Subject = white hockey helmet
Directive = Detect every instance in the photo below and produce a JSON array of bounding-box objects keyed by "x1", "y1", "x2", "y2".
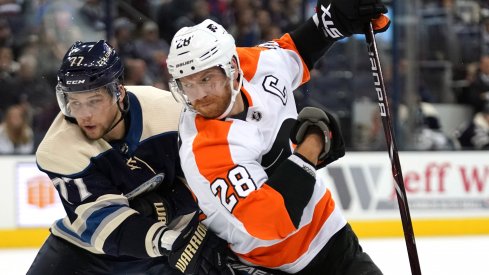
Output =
[{"x1": 166, "y1": 19, "x2": 242, "y2": 118}]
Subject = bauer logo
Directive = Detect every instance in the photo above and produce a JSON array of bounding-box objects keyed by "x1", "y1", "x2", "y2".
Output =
[{"x1": 176, "y1": 60, "x2": 193, "y2": 68}]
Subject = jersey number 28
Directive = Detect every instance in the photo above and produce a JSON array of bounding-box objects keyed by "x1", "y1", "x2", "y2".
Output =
[{"x1": 210, "y1": 165, "x2": 256, "y2": 212}]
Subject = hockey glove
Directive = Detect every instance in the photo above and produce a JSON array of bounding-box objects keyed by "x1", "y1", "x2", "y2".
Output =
[
  {"x1": 314, "y1": 0, "x2": 390, "y2": 40},
  {"x1": 319, "y1": 109, "x2": 345, "y2": 168},
  {"x1": 160, "y1": 212, "x2": 234, "y2": 275},
  {"x1": 291, "y1": 107, "x2": 345, "y2": 168},
  {"x1": 130, "y1": 192, "x2": 173, "y2": 225}
]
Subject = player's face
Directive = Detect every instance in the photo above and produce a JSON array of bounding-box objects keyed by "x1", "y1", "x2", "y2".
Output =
[
  {"x1": 67, "y1": 88, "x2": 119, "y2": 140},
  {"x1": 178, "y1": 67, "x2": 231, "y2": 118}
]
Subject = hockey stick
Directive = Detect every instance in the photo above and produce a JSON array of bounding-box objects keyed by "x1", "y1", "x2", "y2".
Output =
[{"x1": 364, "y1": 23, "x2": 422, "y2": 275}]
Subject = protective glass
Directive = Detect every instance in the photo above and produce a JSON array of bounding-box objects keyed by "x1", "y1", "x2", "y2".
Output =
[
  {"x1": 169, "y1": 65, "x2": 234, "y2": 112},
  {"x1": 178, "y1": 72, "x2": 229, "y2": 101},
  {"x1": 56, "y1": 84, "x2": 118, "y2": 118}
]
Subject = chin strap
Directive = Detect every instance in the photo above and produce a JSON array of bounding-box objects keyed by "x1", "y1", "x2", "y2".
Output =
[
  {"x1": 216, "y1": 69, "x2": 243, "y2": 120},
  {"x1": 104, "y1": 88, "x2": 130, "y2": 137},
  {"x1": 106, "y1": 109, "x2": 125, "y2": 135}
]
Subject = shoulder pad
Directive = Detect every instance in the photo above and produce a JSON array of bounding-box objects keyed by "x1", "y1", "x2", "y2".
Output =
[
  {"x1": 126, "y1": 86, "x2": 183, "y2": 141},
  {"x1": 36, "y1": 113, "x2": 112, "y2": 176}
]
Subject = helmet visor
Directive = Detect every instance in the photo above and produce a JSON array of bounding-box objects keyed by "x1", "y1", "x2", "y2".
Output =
[
  {"x1": 56, "y1": 84, "x2": 118, "y2": 118},
  {"x1": 177, "y1": 71, "x2": 229, "y2": 102}
]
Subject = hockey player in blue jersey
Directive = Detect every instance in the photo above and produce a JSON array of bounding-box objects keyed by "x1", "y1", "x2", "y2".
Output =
[{"x1": 26, "y1": 40, "x2": 234, "y2": 275}]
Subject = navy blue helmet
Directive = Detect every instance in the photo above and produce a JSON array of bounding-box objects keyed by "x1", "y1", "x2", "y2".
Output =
[
  {"x1": 57, "y1": 40, "x2": 123, "y2": 93},
  {"x1": 56, "y1": 40, "x2": 124, "y2": 117}
]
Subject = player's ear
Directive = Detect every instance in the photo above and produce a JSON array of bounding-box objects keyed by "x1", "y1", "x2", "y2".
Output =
[
  {"x1": 117, "y1": 85, "x2": 125, "y2": 102},
  {"x1": 231, "y1": 58, "x2": 239, "y2": 80}
]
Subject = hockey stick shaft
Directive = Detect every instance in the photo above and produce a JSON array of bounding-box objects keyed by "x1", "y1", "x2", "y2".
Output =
[{"x1": 364, "y1": 23, "x2": 422, "y2": 275}]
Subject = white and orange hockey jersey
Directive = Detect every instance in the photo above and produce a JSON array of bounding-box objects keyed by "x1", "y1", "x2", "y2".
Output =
[{"x1": 178, "y1": 34, "x2": 347, "y2": 273}]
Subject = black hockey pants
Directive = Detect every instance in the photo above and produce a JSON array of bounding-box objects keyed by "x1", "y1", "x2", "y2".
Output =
[{"x1": 26, "y1": 234, "x2": 181, "y2": 275}]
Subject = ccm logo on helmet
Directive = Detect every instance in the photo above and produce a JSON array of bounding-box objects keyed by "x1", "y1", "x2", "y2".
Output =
[{"x1": 66, "y1": 80, "x2": 86, "y2": 85}]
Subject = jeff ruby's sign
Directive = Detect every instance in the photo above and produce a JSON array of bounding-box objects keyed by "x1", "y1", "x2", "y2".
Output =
[{"x1": 321, "y1": 151, "x2": 489, "y2": 219}]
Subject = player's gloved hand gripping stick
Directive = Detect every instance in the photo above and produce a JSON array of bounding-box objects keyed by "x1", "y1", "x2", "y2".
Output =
[
  {"x1": 314, "y1": 0, "x2": 390, "y2": 40},
  {"x1": 291, "y1": 107, "x2": 345, "y2": 168}
]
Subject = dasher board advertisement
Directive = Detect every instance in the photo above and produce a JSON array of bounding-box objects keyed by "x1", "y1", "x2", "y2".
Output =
[
  {"x1": 16, "y1": 162, "x2": 64, "y2": 227},
  {"x1": 323, "y1": 151, "x2": 489, "y2": 220},
  {"x1": 11, "y1": 152, "x2": 489, "y2": 230}
]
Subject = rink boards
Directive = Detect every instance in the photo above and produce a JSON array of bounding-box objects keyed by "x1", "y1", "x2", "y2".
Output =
[{"x1": 1, "y1": 152, "x2": 488, "y2": 247}]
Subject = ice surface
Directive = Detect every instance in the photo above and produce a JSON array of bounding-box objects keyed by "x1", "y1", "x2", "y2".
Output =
[{"x1": 1, "y1": 235, "x2": 488, "y2": 275}]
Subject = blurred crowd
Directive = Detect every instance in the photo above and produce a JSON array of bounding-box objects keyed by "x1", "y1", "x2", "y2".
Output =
[{"x1": 0, "y1": 0, "x2": 488, "y2": 155}]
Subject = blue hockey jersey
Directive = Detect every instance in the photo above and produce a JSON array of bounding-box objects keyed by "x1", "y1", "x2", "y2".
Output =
[{"x1": 36, "y1": 86, "x2": 196, "y2": 258}]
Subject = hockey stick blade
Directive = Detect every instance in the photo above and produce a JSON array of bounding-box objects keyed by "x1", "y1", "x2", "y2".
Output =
[{"x1": 364, "y1": 23, "x2": 422, "y2": 275}]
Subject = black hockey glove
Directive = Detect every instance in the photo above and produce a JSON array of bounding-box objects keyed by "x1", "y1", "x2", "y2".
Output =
[
  {"x1": 291, "y1": 107, "x2": 345, "y2": 168},
  {"x1": 160, "y1": 212, "x2": 234, "y2": 275},
  {"x1": 314, "y1": 0, "x2": 390, "y2": 40},
  {"x1": 130, "y1": 192, "x2": 173, "y2": 225}
]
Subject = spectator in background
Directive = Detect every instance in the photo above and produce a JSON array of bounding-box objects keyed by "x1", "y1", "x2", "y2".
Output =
[
  {"x1": 365, "y1": 104, "x2": 409, "y2": 151},
  {"x1": 283, "y1": 0, "x2": 303, "y2": 31},
  {"x1": 207, "y1": 0, "x2": 231, "y2": 24},
  {"x1": 112, "y1": 17, "x2": 138, "y2": 60},
  {"x1": 482, "y1": 17, "x2": 489, "y2": 55},
  {"x1": 156, "y1": 0, "x2": 194, "y2": 42},
  {"x1": 0, "y1": 46, "x2": 19, "y2": 120},
  {"x1": 0, "y1": 18, "x2": 21, "y2": 58},
  {"x1": 261, "y1": 25, "x2": 282, "y2": 43},
  {"x1": 453, "y1": 61, "x2": 479, "y2": 104},
  {"x1": 20, "y1": 32, "x2": 65, "y2": 83},
  {"x1": 156, "y1": 0, "x2": 219, "y2": 44},
  {"x1": 256, "y1": 9, "x2": 272, "y2": 40},
  {"x1": 0, "y1": 104, "x2": 34, "y2": 154},
  {"x1": 464, "y1": 55, "x2": 489, "y2": 113},
  {"x1": 79, "y1": 0, "x2": 114, "y2": 31},
  {"x1": 265, "y1": 0, "x2": 288, "y2": 31},
  {"x1": 0, "y1": 46, "x2": 18, "y2": 80},
  {"x1": 412, "y1": 102, "x2": 455, "y2": 150},
  {"x1": 123, "y1": 58, "x2": 151, "y2": 86},
  {"x1": 0, "y1": 78, "x2": 16, "y2": 120},
  {"x1": 190, "y1": 0, "x2": 215, "y2": 27},
  {"x1": 0, "y1": 1, "x2": 24, "y2": 40},
  {"x1": 10, "y1": 54, "x2": 57, "y2": 148},
  {"x1": 10, "y1": 54, "x2": 55, "y2": 115},
  {"x1": 134, "y1": 21, "x2": 170, "y2": 88},
  {"x1": 456, "y1": 100, "x2": 489, "y2": 149},
  {"x1": 233, "y1": 7, "x2": 259, "y2": 46}
]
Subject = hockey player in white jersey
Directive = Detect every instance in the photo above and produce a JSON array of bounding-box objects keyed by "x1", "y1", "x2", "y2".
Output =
[{"x1": 166, "y1": 0, "x2": 390, "y2": 274}]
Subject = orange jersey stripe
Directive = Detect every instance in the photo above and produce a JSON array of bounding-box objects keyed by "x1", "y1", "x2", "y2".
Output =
[
  {"x1": 273, "y1": 33, "x2": 310, "y2": 85},
  {"x1": 237, "y1": 47, "x2": 267, "y2": 81},
  {"x1": 233, "y1": 184, "x2": 296, "y2": 240},
  {"x1": 193, "y1": 117, "x2": 235, "y2": 180},
  {"x1": 237, "y1": 33, "x2": 310, "y2": 86},
  {"x1": 193, "y1": 117, "x2": 297, "y2": 240},
  {"x1": 241, "y1": 85, "x2": 253, "y2": 107},
  {"x1": 236, "y1": 189, "x2": 336, "y2": 267}
]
